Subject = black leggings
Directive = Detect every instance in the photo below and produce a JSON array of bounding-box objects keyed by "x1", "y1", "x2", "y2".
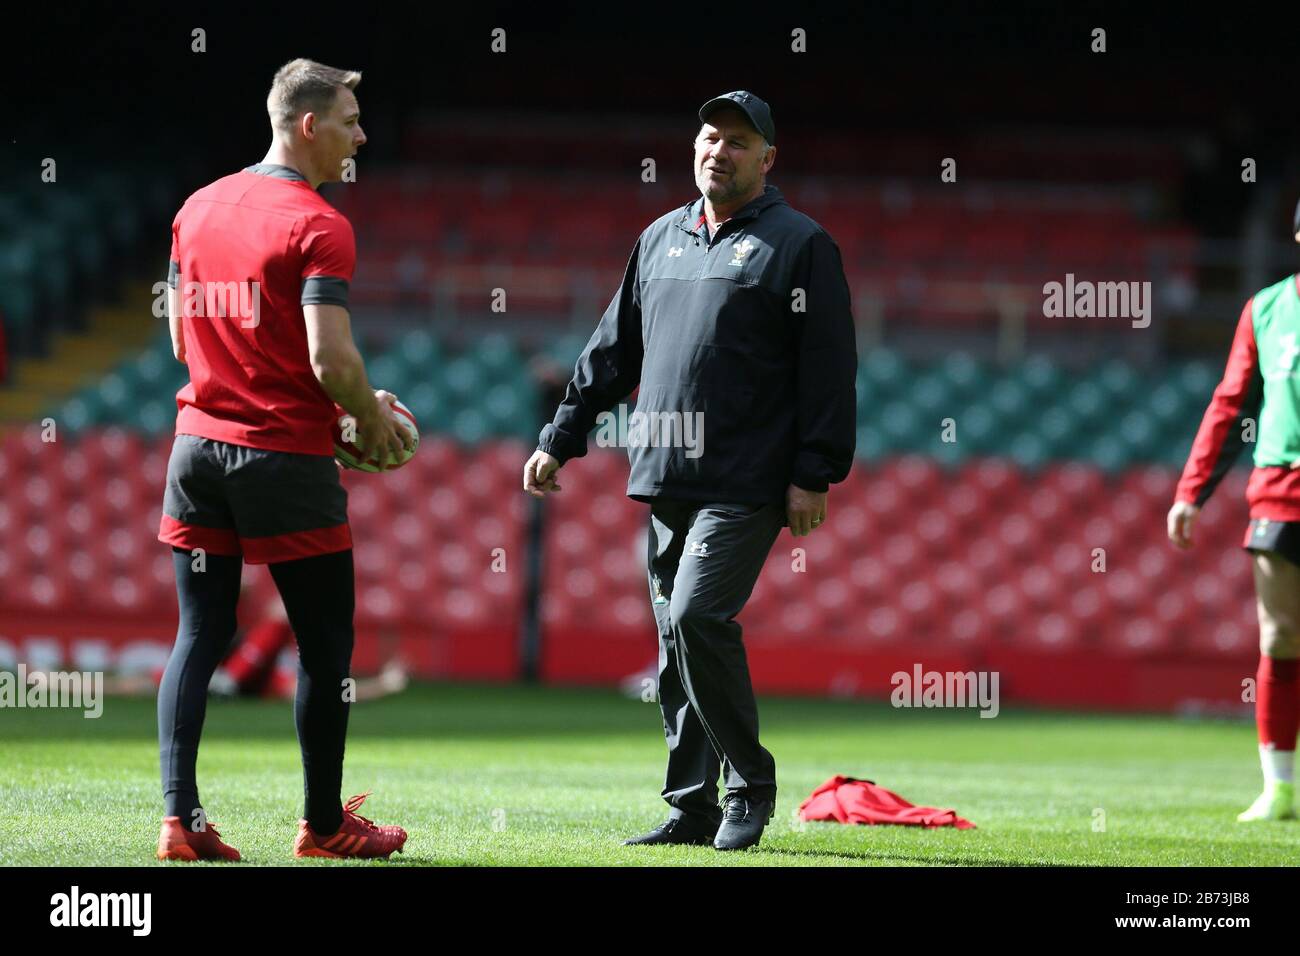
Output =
[{"x1": 157, "y1": 547, "x2": 355, "y2": 834}]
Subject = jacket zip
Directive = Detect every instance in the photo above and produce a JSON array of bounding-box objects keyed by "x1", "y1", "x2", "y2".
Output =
[{"x1": 674, "y1": 193, "x2": 776, "y2": 247}]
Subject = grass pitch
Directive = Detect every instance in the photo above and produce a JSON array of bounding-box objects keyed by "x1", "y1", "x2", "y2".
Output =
[{"x1": 1, "y1": 683, "x2": 1295, "y2": 866}]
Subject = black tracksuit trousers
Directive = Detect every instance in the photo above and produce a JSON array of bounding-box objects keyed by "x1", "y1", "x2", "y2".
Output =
[{"x1": 646, "y1": 498, "x2": 785, "y2": 822}]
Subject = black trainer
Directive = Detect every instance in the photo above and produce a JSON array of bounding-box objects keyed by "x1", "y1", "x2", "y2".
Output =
[
  {"x1": 712, "y1": 793, "x2": 774, "y2": 851},
  {"x1": 622, "y1": 813, "x2": 721, "y2": 846}
]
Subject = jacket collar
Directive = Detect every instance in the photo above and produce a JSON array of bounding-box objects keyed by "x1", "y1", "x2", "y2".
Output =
[
  {"x1": 243, "y1": 163, "x2": 311, "y2": 184},
  {"x1": 675, "y1": 184, "x2": 785, "y2": 239}
]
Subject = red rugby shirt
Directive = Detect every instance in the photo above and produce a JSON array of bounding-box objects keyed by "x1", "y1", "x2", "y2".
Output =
[{"x1": 167, "y1": 164, "x2": 354, "y2": 456}]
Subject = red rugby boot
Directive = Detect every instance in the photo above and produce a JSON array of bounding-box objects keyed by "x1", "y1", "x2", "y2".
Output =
[
  {"x1": 294, "y1": 791, "x2": 408, "y2": 859},
  {"x1": 156, "y1": 816, "x2": 242, "y2": 861}
]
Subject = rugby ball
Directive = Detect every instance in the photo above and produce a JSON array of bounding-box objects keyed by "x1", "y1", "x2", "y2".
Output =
[{"x1": 332, "y1": 399, "x2": 419, "y2": 472}]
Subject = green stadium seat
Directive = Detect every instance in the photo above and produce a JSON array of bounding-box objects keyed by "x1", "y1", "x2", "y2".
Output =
[
  {"x1": 484, "y1": 381, "x2": 523, "y2": 418},
  {"x1": 96, "y1": 373, "x2": 132, "y2": 417},
  {"x1": 1036, "y1": 407, "x2": 1077, "y2": 457},
  {"x1": 1088, "y1": 434, "x2": 1129, "y2": 472},
  {"x1": 908, "y1": 373, "x2": 956, "y2": 417},
  {"x1": 957, "y1": 403, "x2": 998, "y2": 454},
  {"x1": 856, "y1": 426, "x2": 886, "y2": 460},
  {"x1": 132, "y1": 349, "x2": 169, "y2": 389},
  {"x1": 402, "y1": 381, "x2": 443, "y2": 423},
  {"x1": 1162, "y1": 437, "x2": 1194, "y2": 469},
  {"x1": 55, "y1": 396, "x2": 95, "y2": 432},
  {"x1": 443, "y1": 356, "x2": 485, "y2": 398},
  {"x1": 546, "y1": 332, "x2": 589, "y2": 369},
  {"x1": 1147, "y1": 383, "x2": 1187, "y2": 425},
  {"x1": 1094, "y1": 359, "x2": 1140, "y2": 400},
  {"x1": 451, "y1": 408, "x2": 490, "y2": 444},
  {"x1": 367, "y1": 354, "x2": 409, "y2": 395},
  {"x1": 138, "y1": 399, "x2": 174, "y2": 435},
  {"x1": 1063, "y1": 381, "x2": 1107, "y2": 426},
  {"x1": 862, "y1": 347, "x2": 909, "y2": 390},
  {"x1": 879, "y1": 399, "x2": 921, "y2": 450},
  {"x1": 399, "y1": 329, "x2": 441, "y2": 369},
  {"x1": 470, "y1": 333, "x2": 526, "y2": 383},
  {"x1": 987, "y1": 379, "x2": 1029, "y2": 420},
  {"x1": 1019, "y1": 354, "x2": 1062, "y2": 395},
  {"x1": 1008, "y1": 431, "x2": 1049, "y2": 470},
  {"x1": 938, "y1": 352, "x2": 984, "y2": 395},
  {"x1": 1118, "y1": 409, "x2": 1158, "y2": 450},
  {"x1": 1176, "y1": 360, "x2": 1219, "y2": 402}
]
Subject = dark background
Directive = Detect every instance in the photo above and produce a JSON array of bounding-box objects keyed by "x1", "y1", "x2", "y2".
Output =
[{"x1": 10, "y1": 1, "x2": 1300, "y2": 163}]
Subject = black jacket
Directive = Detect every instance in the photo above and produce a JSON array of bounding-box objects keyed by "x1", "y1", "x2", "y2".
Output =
[{"x1": 538, "y1": 184, "x2": 857, "y2": 504}]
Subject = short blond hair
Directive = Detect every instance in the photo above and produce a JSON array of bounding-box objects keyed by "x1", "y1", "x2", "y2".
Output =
[{"x1": 267, "y1": 58, "x2": 362, "y2": 133}]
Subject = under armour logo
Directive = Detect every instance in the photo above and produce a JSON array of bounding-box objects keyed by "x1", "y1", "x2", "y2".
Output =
[
  {"x1": 687, "y1": 540, "x2": 710, "y2": 557},
  {"x1": 667, "y1": 247, "x2": 684, "y2": 257}
]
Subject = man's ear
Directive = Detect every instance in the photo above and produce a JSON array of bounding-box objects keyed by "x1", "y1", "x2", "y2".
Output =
[
  {"x1": 763, "y1": 144, "x2": 776, "y2": 174},
  {"x1": 300, "y1": 111, "x2": 317, "y2": 141}
]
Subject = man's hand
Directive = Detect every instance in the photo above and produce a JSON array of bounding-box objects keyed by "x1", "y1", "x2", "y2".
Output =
[
  {"x1": 1167, "y1": 499, "x2": 1200, "y2": 549},
  {"x1": 786, "y1": 484, "x2": 827, "y2": 537},
  {"x1": 354, "y1": 390, "x2": 407, "y2": 465},
  {"x1": 523, "y1": 449, "x2": 562, "y2": 498}
]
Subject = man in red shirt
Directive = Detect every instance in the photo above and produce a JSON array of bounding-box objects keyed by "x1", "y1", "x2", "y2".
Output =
[
  {"x1": 1169, "y1": 251, "x2": 1300, "y2": 822},
  {"x1": 155, "y1": 58, "x2": 412, "y2": 861}
]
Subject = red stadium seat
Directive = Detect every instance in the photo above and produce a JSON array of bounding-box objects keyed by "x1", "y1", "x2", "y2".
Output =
[
  {"x1": 881, "y1": 532, "x2": 924, "y2": 577},
  {"x1": 846, "y1": 555, "x2": 890, "y2": 601},
  {"x1": 983, "y1": 583, "x2": 1024, "y2": 632},
  {"x1": 1025, "y1": 612, "x2": 1084, "y2": 652},
  {"x1": 1189, "y1": 619, "x2": 1255, "y2": 658},
  {"x1": 963, "y1": 459, "x2": 1024, "y2": 501},
  {"x1": 780, "y1": 602, "x2": 826, "y2": 638},
  {"x1": 898, "y1": 580, "x2": 941, "y2": 621},
  {"x1": 865, "y1": 605, "x2": 912, "y2": 643},
  {"x1": 358, "y1": 584, "x2": 401, "y2": 625},
  {"x1": 914, "y1": 508, "x2": 955, "y2": 556},
  {"x1": 1101, "y1": 617, "x2": 1173, "y2": 656},
  {"x1": 934, "y1": 560, "x2": 978, "y2": 604},
  {"x1": 949, "y1": 607, "x2": 994, "y2": 646}
]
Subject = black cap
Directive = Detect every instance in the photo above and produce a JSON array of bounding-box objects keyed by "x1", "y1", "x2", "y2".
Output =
[{"x1": 698, "y1": 91, "x2": 775, "y2": 145}]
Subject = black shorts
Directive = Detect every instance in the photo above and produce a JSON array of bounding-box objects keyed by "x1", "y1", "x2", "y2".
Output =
[
  {"x1": 158, "y1": 434, "x2": 351, "y2": 564},
  {"x1": 1243, "y1": 518, "x2": 1300, "y2": 569}
]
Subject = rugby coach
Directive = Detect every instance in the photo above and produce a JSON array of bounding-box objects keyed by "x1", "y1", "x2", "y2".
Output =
[{"x1": 523, "y1": 91, "x2": 857, "y2": 850}]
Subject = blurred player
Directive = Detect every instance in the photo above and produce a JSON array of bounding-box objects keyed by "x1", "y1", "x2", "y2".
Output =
[
  {"x1": 1168, "y1": 206, "x2": 1300, "y2": 821},
  {"x1": 154, "y1": 58, "x2": 413, "y2": 861},
  {"x1": 209, "y1": 602, "x2": 408, "y2": 701},
  {"x1": 107, "y1": 594, "x2": 409, "y2": 701}
]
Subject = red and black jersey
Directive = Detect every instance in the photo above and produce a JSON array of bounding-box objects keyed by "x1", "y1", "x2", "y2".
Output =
[{"x1": 167, "y1": 164, "x2": 355, "y2": 456}]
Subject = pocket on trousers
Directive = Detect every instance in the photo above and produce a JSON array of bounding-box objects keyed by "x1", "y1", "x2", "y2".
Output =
[{"x1": 701, "y1": 502, "x2": 768, "y2": 519}]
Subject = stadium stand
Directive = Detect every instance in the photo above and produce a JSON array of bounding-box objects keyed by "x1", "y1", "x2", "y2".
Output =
[{"x1": 0, "y1": 126, "x2": 1264, "y2": 712}]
